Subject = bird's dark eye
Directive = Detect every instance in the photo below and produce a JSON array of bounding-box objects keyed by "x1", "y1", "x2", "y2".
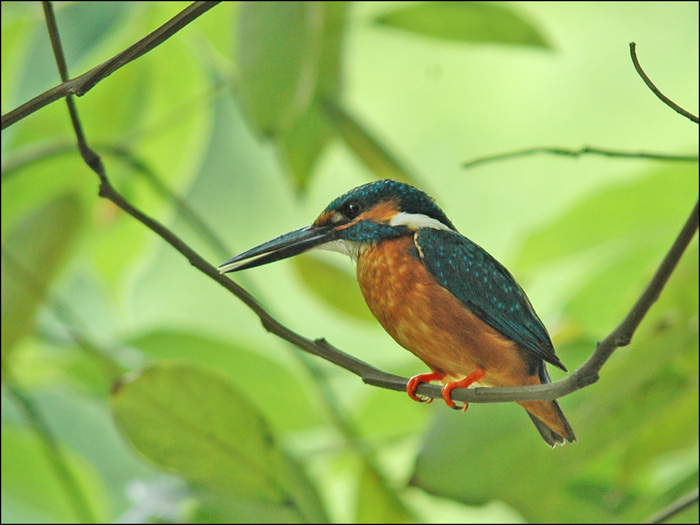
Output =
[{"x1": 342, "y1": 201, "x2": 362, "y2": 220}]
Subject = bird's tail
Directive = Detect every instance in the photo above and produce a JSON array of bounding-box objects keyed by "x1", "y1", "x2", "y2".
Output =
[{"x1": 518, "y1": 363, "x2": 577, "y2": 447}]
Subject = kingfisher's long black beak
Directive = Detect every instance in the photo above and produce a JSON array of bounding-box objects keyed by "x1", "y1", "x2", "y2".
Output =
[{"x1": 218, "y1": 225, "x2": 335, "y2": 273}]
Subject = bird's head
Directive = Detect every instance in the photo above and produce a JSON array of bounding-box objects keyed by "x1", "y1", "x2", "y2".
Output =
[{"x1": 218, "y1": 179, "x2": 456, "y2": 273}]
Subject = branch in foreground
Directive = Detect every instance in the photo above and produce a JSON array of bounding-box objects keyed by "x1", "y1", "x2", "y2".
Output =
[
  {"x1": 1, "y1": 1, "x2": 220, "y2": 130},
  {"x1": 462, "y1": 145, "x2": 697, "y2": 170}
]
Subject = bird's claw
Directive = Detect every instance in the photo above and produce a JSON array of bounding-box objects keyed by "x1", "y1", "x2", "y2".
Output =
[
  {"x1": 449, "y1": 402, "x2": 469, "y2": 412},
  {"x1": 406, "y1": 371, "x2": 445, "y2": 404},
  {"x1": 441, "y1": 368, "x2": 485, "y2": 413}
]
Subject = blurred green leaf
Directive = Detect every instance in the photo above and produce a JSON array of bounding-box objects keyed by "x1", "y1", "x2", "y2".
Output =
[
  {"x1": 0, "y1": 153, "x2": 89, "y2": 238},
  {"x1": 314, "y1": 2, "x2": 347, "y2": 97},
  {"x1": 8, "y1": 340, "x2": 114, "y2": 396},
  {"x1": 278, "y1": 105, "x2": 331, "y2": 191},
  {"x1": 237, "y1": 2, "x2": 323, "y2": 136},
  {"x1": 111, "y1": 362, "x2": 327, "y2": 521},
  {"x1": 13, "y1": 2, "x2": 134, "y2": 107},
  {"x1": 321, "y1": 97, "x2": 420, "y2": 184},
  {"x1": 1, "y1": 386, "x2": 159, "y2": 521},
  {"x1": 1, "y1": 4, "x2": 35, "y2": 112},
  {"x1": 293, "y1": 253, "x2": 375, "y2": 322},
  {"x1": 1, "y1": 425, "x2": 108, "y2": 523},
  {"x1": 193, "y1": 489, "x2": 312, "y2": 524},
  {"x1": 136, "y1": 4, "x2": 211, "y2": 186},
  {"x1": 50, "y1": 2, "x2": 134, "y2": 70},
  {"x1": 354, "y1": 361, "x2": 431, "y2": 438},
  {"x1": 191, "y1": 2, "x2": 237, "y2": 67},
  {"x1": 127, "y1": 329, "x2": 324, "y2": 431},
  {"x1": 374, "y1": 1, "x2": 551, "y2": 49},
  {"x1": 515, "y1": 166, "x2": 698, "y2": 270},
  {"x1": 355, "y1": 463, "x2": 416, "y2": 523},
  {"x1": 279, "y1": 3, "x2": 348, "y2": 191},
  {"x1": 1, "y1": 193, "x2": 82, "y2": 362},
  {"x1": 565, "y1": 247, "x2": 663, "y2": 334}
]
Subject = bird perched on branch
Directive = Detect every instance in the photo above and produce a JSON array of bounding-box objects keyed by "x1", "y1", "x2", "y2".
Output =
[{"x1": 219, "y1": 179, "x2": 576, "y2": 447}]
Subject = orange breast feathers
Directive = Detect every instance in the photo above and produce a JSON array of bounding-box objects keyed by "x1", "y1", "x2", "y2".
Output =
[{"x1": 356, "y1": 235, "x2": 534, "y2": 387}]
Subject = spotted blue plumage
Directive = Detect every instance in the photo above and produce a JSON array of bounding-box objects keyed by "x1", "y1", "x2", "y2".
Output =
[
  {"x1": 415, "y1": 228, "x2": 567, "y2": 371},
  {"x1": 339, "y1": 221, "x2": 405, "y2": 244}
]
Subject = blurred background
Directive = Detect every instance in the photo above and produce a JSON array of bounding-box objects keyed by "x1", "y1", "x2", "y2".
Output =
[{"x1": 1, "y1": 2, "x2": 698, "y2": 523}]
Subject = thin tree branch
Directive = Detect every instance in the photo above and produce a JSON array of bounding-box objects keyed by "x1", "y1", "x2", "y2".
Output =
[
  {"x1": 643, "y1": 488, "x2": 699, "y2": 524},
  {"x1": 630, "y1": 42, "x2": 699, "y2": 124},
  {"x1": 462, "y1": 145, "x2": 697, "y2": 170},
  {"x1": 1, "y1": 1, "x2": 219, "y2": 130}
]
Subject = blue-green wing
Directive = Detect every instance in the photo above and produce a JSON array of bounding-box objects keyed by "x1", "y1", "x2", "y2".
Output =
[{"x1": 415, "y1": 229, "x2": 566, "y2": 371}]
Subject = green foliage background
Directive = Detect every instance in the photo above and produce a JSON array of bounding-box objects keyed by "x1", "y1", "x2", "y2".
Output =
[{"x1": 1, "y1": 2, "x2": 698, "y2": 523}]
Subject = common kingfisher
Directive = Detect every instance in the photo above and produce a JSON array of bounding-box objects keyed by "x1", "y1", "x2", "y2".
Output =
[{"x1": 219, "y1": 179, "x2": 576, "y2": 447}]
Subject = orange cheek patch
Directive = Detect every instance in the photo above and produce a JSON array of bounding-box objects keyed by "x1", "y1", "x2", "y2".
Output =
[
  {"x1": 335, "y1": 199, "x2": 400, "y2": 231},
  {"x1": 361, "y1": 199, "x2": 399, "y2": 223}
]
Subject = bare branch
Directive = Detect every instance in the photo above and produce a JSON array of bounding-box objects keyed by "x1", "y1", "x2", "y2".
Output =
[
  {"x1": 630, "y1": 42, "x2": 699, "y2": 124},
  {"x1": 463, "y1": 145, "x2": 697, "y2": 170},
  {"x1": 1, "y1": 1, "x2": 219, "y2": 130}
]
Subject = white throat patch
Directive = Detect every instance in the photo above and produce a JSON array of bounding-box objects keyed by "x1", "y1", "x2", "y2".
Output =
[
  {"x1": 389, "y1": 212, "x2": 452, "y2": 231},
  {"x1": 316, "y1": 239, "x2": 363, "y2": 262}
]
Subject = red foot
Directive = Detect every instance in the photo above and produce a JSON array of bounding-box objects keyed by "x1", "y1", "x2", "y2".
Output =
[
  {"x1": 407, "y1": 371, "x2": 445, "y2": 403},
  {"x1": 441, "y1": 369, "x2": 486, "y2": 412}
]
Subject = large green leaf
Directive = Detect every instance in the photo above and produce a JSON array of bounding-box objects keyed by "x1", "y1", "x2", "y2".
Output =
[
  {"x1": 374, "y1": 2, "x2": 551, "y2": 49},
  {"x1": 111, "y1": 362, "x2": 327, "y2": 522},
  {"x1": 1, "y1": 193, "x2": 82, "y2": 362},
  {"x1": 237, "y1": 2, "x2": 323, "y2": 136},
  {"x1": 127, "y1": 329, "x2": 324, "y2": 431}
]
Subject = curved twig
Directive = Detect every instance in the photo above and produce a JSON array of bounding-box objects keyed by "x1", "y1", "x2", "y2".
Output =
[{"x1": 630, "y1": 42, "x2": 699, "y2": 124}]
